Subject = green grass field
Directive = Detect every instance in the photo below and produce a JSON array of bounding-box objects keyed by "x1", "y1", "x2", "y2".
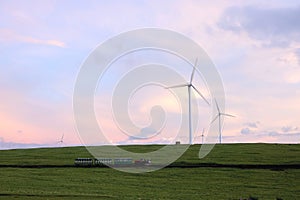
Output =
[{"x1": 0, "y1": 144, "x2": 299, "y2": 199}]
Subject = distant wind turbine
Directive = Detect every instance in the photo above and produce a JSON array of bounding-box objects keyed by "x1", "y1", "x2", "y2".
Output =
[
  {"x1": 211, "y1": 99, "x2": 235, "y2": 144},
  {"x1": 165, "y1": 59, "x2": 210, "y2": 145},
  {"x1": 57, "y1": 133, "x2": 65, "y2": 146},
  {"x1": 201, "y1": 128, "x2": 205, "y2": 144}
]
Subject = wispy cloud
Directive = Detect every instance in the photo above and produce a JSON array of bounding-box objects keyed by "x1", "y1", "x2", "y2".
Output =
[
  {"x1": 0, "y1": 29, "x2": 66, "y2": 48},
  {"x1": 241, "y1": 127, "x2": 254, "y2": 135},
  {"x1": 244, "y1": 122, "x2": 260, "y2": 128},
  {"x1": 0, "y1": 137, "x2": 48, "y2": 150},
  {"x1": 281, "y1": 126, "x2": 298, "y2": 133}
]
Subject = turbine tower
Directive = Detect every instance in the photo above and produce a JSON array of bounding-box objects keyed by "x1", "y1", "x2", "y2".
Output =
[
  {"x1": 165, "y1": 59, "x2": 210, "y2": 145},
  {"x1": 211, "y1": 99, "x2": 235, "y2": 144}
]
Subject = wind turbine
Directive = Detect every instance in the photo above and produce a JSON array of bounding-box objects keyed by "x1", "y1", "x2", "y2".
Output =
[
  {"x1": 211, "y1": 99, "x2": 235, "y2": 144},
  {"x1": 165, "y1": 59, "x2": 210, "y2": 145},
  {"x1": 57, "y1": 133, "x2": 65, "y2": 146},
  {"x1": 201, "y1": 128, "x2": 205, "y2": 144}
]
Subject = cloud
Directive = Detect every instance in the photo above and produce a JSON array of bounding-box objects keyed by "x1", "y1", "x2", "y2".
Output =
[
  {"x1": 278, "y1": 49, "x2": 300, "y2": 65},
  {"x1": 281, "y1": 126, "x2": 298, "y2": 133},
  {"x1": 237, "y1": 124, "x2": 300, "y2": 143},
  {"x1": 266, "y1": 130, "x2": 300, "y2": 139},
  {"x1": 240, "y1": 122, "x2": 260, "y2": 134},
  {"x1": 268, "y1": 131, "x2": 279, "y2": 137},
  {"x1": 225, "y1": 130, "x2": 300, "y2": 143},
  {"x1": 218, "y1": 5, "x2": 300, "y2": 48},
  {"x1": 241, "y1": 127, "x2": 253, "y2": 135},
  {"x1": 0, "y1": 137, "x2": 49, "y2": 150},
  {"x1": 240, "y1": 125, "x2": 300, "y2": 138},
  {"x1": 0, "y1": 28, "x2": 66, "y2": 47},
  {"x1": 128, "y1": 127, "x2": 159, "y2": 140},
  {"x1": 276, "y1": 49, "x2": 300, "y2": 83},
  {"x1": 296, "y1": 48, "x2": 300, "y2": 63},
  {"x1": 244, "y1": 122, "x2": 260, "y2": 128}
]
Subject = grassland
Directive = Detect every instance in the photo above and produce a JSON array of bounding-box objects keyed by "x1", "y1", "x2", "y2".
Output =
[{"x1": 0, "y1": 144, "x2": 299, "y2": 199}]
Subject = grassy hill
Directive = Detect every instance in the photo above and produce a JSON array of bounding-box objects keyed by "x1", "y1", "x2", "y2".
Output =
[
  {"x1": 0, "y1": 143, "x2": 299, "y2": 166},
  {"x1": 0, "y1": 144, "x2": 299, "y2": 199}
]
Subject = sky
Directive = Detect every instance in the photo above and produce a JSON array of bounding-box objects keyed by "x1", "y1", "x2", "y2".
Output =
[{"x1": 0, "y1": 0, "x2": 300, "y2": 149}]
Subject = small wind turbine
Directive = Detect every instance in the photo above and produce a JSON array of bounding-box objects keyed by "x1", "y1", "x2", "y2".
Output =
[
  {"x1": 201, "y1": 128, "x2": 205, "y2": 144},
  {"x1": 211, "y1": 99, "x2": 235, "y2": 144},
  {"x1": 165, "y1": 59, "x2": 210, "y2": 145},
  {"x1": 57, "y1": 133, "x2": 64, "y2": 146}
]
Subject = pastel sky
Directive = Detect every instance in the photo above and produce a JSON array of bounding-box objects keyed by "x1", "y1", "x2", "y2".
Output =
[{"x1": 1, "y1": 0, "x2": 300, "y2": 149}]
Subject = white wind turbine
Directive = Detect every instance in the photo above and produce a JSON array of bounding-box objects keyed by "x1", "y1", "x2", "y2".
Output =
[
  {"x1": 211, "y1": 99, "x2": 235, "y2": 144},
  {"x1": 57, "y1": 133, "x2": 65, "y2": 146},
  {"x1": 165, "y1": 59, "x2": 210, "y2": 144}
]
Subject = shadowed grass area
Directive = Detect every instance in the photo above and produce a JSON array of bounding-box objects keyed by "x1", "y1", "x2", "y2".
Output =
[{"x1": 0, "y1": 167, "x2": 299, "y2": 199}]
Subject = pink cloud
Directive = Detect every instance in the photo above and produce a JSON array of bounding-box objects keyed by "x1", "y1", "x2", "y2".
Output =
[{"x1": 0, "y1": 28, "x2": 66, "y2": 48}]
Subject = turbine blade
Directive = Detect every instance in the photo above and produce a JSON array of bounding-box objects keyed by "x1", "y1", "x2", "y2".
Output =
[
  {"x1": 221, "y1": 113, "x2": 235, "y2": 117},
  {"x1": 190, "y1": 67, "x2": 196, "y2": 84},
  {"x1": 61, "y1": 133, "x2": 64, "y2": 141},
  {"x1": 210, "y1": 115, "x2": 218, "y2": 124},
  {"x1": 165, "y1": 84, "x2": 188, "y2": 89},
  {"x1": 191, "y1": 85, "x2": 210, "y2": 105},
  {"x1": 214, "y1": 99, "x2": 220, "y2": 113},
  {"x1": 189, "y1": 58, "x2": 198, "y2": 83}
]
